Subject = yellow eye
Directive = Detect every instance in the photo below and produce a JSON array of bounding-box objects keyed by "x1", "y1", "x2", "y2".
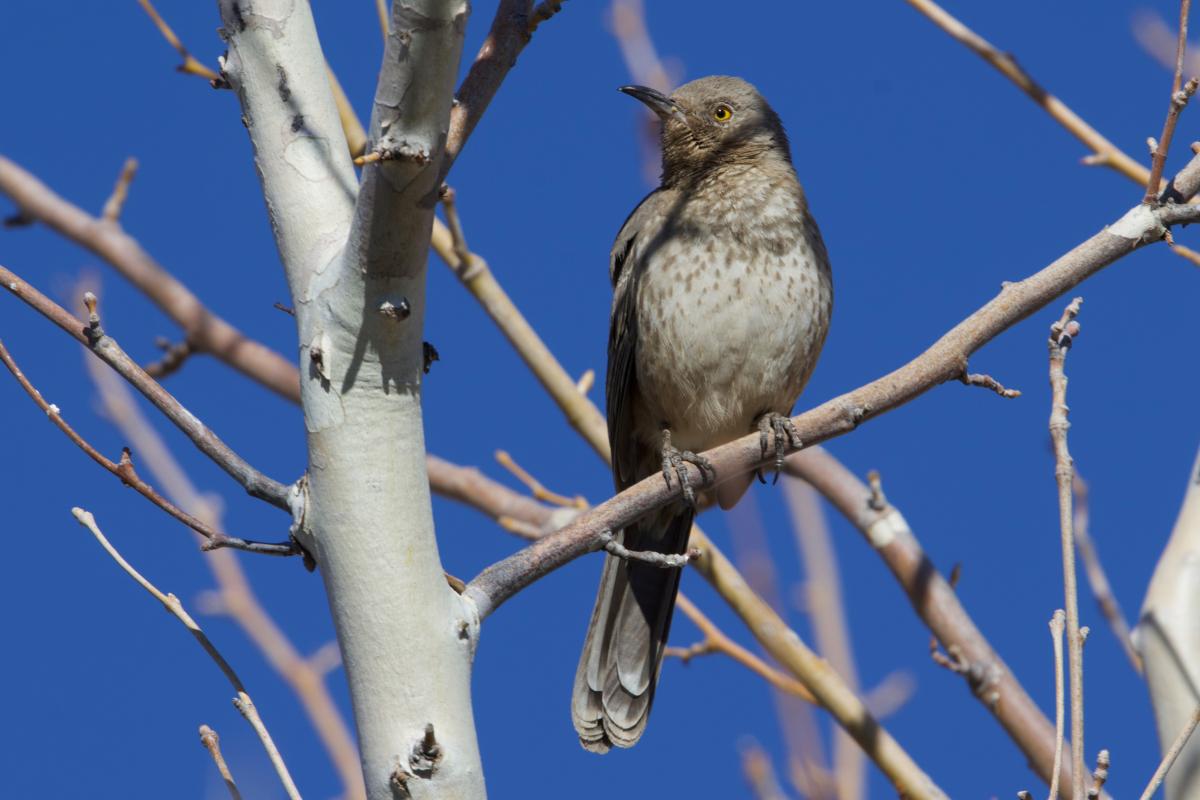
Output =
[{"x1": 712, "y1": 104, "x2": 733, "y2": 122}]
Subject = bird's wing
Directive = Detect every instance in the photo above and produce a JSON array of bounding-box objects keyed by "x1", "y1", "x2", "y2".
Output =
[{"x1": 606, "y1": 190, "x2": 665, "y2": 490}]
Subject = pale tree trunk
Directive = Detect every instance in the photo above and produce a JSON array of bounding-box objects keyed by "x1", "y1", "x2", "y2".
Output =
[
  {"x1": 1138, "y1": 443, "x2": 1200, "y2": 800},
  {"x1": 214, "y1": 1, "x2": 481, "y2": 797}
]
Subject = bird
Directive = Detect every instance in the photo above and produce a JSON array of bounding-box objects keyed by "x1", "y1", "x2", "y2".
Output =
[{"x1": 572, "y1": 75, "x2": 833, "y2": 753}]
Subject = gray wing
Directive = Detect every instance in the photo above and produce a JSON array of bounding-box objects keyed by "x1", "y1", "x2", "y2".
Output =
[{"x1": 606, "y1": 189, "x2": 667, "y2": 491}]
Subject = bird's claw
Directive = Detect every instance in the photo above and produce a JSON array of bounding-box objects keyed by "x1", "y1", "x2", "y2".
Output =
[
  {"x1": 661, "y1": 429, "x2": 714, "y2": 506},
  {"x1": 757, "y1": 413, "x2": 802, "y2": 485}
]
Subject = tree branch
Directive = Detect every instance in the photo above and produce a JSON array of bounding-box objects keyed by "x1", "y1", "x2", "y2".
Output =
[
  {"x1": 1048, "y1": 298, "x2": 1088, "y2": 800},
  {"x1": 1145, "y1": 0, "x2": 1196, "y2": 202},
  {"x1": 785, "y1": 447, "x2": 1088, "y2": 796},
  {"x1": 72, "y1": 508, "x2": 301, "y2": 800},
  {"x1": 0, "y1": 265, "x2": 294, "y2": 511},
  {"x1": 0, "y1": 338, "x2": 295, "y2": 556},
  {"x1": 0, "y1": 155, "x2": 303, "y2": 401},
  {"x1": 904, "y1": 0, "x2": 1153, "y2": 186},
  {"x1": 465, "y1": 185, "x2": 1200, "y2": 617}
]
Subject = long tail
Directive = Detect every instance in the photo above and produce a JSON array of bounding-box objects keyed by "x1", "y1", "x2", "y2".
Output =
[{"x1": 571, "y1": 505, "x2": 694, "y2": 752}]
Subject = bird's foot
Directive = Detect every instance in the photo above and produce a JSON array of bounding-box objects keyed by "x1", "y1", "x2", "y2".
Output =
[
  {"x1": 660, "y1": 428, "x2": 714, "y2": 506},
  {"x1": 756, "y1": 412, "x2": 802, "y2": 485}
]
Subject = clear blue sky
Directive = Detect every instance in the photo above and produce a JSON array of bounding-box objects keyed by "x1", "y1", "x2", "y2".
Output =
[{"x1": 2, "y1": 1, "x2": 1197, "y2": 797}]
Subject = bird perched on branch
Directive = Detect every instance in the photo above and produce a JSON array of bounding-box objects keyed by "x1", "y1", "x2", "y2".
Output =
[{"x1": 572, "y1": 75, "x2": 833, "y2": 752}]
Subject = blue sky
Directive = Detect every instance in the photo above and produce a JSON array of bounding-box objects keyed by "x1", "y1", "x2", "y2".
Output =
[{"x1": 2, "y1": 1, "x2": 1198, "y2": 797}]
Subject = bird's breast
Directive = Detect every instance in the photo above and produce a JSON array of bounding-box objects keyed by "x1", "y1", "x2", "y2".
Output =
[{"x1": 633, "y1": 216, "x2": 832, "y2": 453}]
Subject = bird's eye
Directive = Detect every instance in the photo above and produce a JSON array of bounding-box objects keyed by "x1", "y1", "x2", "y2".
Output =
[{"x1": 712, "y1": 104, "x2": 733, "y2": 122}]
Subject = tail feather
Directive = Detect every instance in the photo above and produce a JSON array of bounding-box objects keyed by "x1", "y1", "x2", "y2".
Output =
[{"x1": 572, "y1": 506, "x2": 694, "y2": 752}]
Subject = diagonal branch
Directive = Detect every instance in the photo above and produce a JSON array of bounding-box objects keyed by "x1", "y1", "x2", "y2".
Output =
[
  {"x1": 442, "y1": 0, "x2": 570, "y2": 181},
  {"x1": 1, "y1": 264, "x2": 293, "y2": 511},
  {"x1": 0, "y1": 155, "x2": 302, "y2": 401},
  {"x1": 72, "y1": 508, "x2": 301, "y2": 800},
  {"x1": 904, "y1": 0, "x2": 1151, "y2": 186},
  {"x1": 465, "y1": 189, "x2": 1200, "y2": 617},
  {"x1": 785, "y1": 447, "x2": 1082, "y2": 796},
  {"x1": 1146, "y1": 0, "x2": 1196, "y2": 202},
  {"x1": 0, "y1": 338, "x2": 295, "y2": 556}
]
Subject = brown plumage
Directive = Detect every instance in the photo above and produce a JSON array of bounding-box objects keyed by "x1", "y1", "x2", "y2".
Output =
[{"x1": 573, "y1": 76, "x2": 833, "y2": 752}]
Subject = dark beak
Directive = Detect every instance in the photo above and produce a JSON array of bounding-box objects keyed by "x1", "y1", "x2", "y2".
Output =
[{"x1": 618, "y1": 85, "x2": 684, "y2": 122}]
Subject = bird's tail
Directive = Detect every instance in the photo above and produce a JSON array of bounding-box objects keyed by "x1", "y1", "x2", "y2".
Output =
[{"x1": 571, "y1": 505, "x2": 694, "y2": 752}]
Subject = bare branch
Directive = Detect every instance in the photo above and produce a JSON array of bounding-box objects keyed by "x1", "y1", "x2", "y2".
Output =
[
  {"x1": 136, "y1": 0, "x2": 220, "y2": 80},
  {"x1": 0, "y1": 156, "x2": 302, "y2": 402},
  {"x1": 0, "y1": 338, "x2": 295, "y2": 556},
  {"x1": 0, "y1": 266, "x2": 294, "y2": 511},
  {"x1": 785, "y1": 448, "x2": 1081, "y2": 796},
  {"x1": 960, "y1": 370, "x2": 1021, "y2": 398},
  {"x1": 101, "y1": 157, "x2": 138, "y2": 222},
  {"x1": 1048, "y1": 297, "x2": 1088, "y2": 800},
  {"x1": 905, "y1": 0, "x2": 1151, "y2": 186},
  {"x1": 72, "y1": 509, "x2": 301, "y2": 800},
  {"x1": 669, "y1": 594, "x2": 816, "y2": 704},
  {"x1": 464, "y1": 183, "x2": 1200, "y2": 615},
  {"x1": 443, "y1": 0, "x2": 570, "y2": 180},
  {"x1": 199, "y1": 725, "x2": 243, "y2": 800},
  {"x1": 1146, "y1": 1, "x2": 1196, "y2": 202},
  {"x1": 599, "y1": 530, "x2": 698, "y2": 567}
]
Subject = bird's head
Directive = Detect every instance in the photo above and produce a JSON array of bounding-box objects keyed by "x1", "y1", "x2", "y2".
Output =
[{"x1": 619, "y1": 75, "x2": 791, "y2": 184}]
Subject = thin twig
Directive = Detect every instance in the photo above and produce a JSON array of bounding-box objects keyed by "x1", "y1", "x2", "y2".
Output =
[
  {"x1": 0, "y1": 339, "x2": 295, "y2": 556},
  {"x1": 494, "y1": 450, "x2": 587, "y2": 508},
  {"x1": 1138, "y1": 707, "x2": 1200, "y2": 800},
  {"x1": 1049, "y1": 609, "x2": 1066, "y2": 800},
  {"x1": 1048, "y1": 297, "x2": 1087, "y2": 800},
  {"x1": 199, "y1": 725, "x2": 243, "y2": 800},
  {"x1": 600, "y1": 531, "x2": 698, "y2": 567},
  {"x1": 669, "y1": 594, "x2": 817, "y2": 703},
  {"x1": 1146, "y1": 0, "x2": 1195, "y2": 202},
  {"x1": 0, "y1": 267, "x2": 294, "y2": 512},
  {"x1": 960, "y1": 370, "x2": 1021, "y2": 397},
  {"x1": 136, "y1": 0, "x2": 220, "y2": 80},
  {"x1": 1072, "y1": 474, "x2": 1143, "y2": 674},
  {"x1": 444, "y1": 0, "x2": 568, "y2": 180},
  {"x1": 72, "y1": 509, "x2": 302, "y2": 800},
  {"x1": 101, "y1": 158, "x2": 138, "y2": 222}
]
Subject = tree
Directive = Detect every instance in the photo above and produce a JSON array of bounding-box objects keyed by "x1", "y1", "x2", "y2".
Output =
[{"x1": 4, "y1": 1, "x2": 1200, "y2": 798}]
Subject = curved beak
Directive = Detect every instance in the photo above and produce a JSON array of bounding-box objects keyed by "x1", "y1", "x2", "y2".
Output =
[{"x1": 618, "y1": 85, "x2": 684, "y2": 122}]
